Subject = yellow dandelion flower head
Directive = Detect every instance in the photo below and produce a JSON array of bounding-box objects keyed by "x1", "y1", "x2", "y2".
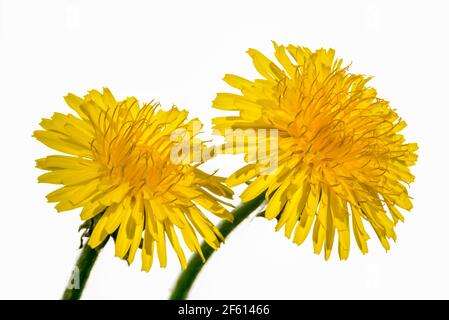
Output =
[
  {"x1": 34, "y1": 88, "x2": 233, "y2": 271},
  {"x1": 213, "y1": 43, "x2": 418, "y2": 260}
]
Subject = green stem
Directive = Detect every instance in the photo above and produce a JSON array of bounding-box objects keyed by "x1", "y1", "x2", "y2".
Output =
[
  {"x1": 169, "y1": 193, "x2": 265, "y2": 300},
  {"x1": 62, "y1": 242, "x2": 104, "y2": 300}
]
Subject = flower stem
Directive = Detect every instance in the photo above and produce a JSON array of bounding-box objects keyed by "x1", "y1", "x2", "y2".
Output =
[
  {"x1": 62, "y1": 241, "x2": 104, "y2": 300},
  {"x1": 169, "y1": 193, "x2": 265, "y2": 300}
]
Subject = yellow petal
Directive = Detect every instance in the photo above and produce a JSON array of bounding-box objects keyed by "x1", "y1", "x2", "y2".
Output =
[
  {"x1": 155, "y1": 220, "x2": 167, "y2": 268},
  {"x1": 247, "y1": 48, "x2": 285, "y2": 80},
  {"x1": 165, "y1": 221, "x2": 187, "y2": 269}
]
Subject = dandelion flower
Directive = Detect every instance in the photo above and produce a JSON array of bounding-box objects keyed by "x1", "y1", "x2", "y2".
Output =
[
  {"x1": 35, "y1": 88, "x2": 233, "y2": 271},
  {"x1": 213, "y1": 43, "x2": 418, "y2": 259}
]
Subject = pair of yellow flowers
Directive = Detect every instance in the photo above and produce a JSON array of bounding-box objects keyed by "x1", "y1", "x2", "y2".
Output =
[{"x1": 34, "y1": 43, "x2": 418, "y2": 272}]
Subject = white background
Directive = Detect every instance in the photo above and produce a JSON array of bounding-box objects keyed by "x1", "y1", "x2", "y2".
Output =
[{"x1": 0, "y1": 0, "x2": 448, "y2": 299}]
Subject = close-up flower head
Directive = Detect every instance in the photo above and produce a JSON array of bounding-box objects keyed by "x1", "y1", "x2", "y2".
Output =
[
  {"x1": 34, "y1": 88, "x2": 233, "y2": 271},
  {"x1": 213, "y1": 42, "x2": 418, "y2": 260}
]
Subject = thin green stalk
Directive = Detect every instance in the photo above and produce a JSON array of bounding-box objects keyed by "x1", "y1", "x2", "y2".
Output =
[
  {"x1": 62, "y1": 242, "x2": 104, "y2": 300},
  {"x1": 169, "y1": 193, "x2": 265, "y2": 300}
]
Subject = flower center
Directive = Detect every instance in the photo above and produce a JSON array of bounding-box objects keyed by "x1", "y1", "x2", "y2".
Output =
[{"x1": 90, "y1": 104, "x2": 180, "y2": 195}]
